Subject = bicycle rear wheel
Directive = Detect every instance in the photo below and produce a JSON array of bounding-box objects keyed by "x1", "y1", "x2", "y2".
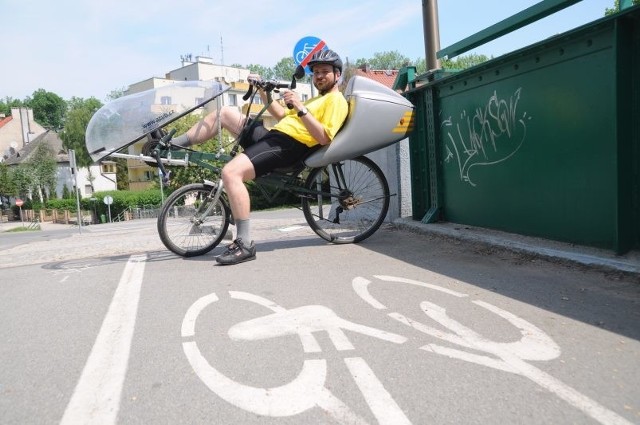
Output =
[
  {"x1": 157, "y1": 183, "x2": 230, "y2": 257},
  {"x1": 301, "y1": 156, "x2": 390, "y2": 244}
]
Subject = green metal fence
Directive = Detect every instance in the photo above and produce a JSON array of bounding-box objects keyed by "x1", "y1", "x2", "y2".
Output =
[{"x1": 406, "y1": 5, "x2": 639, "y2": 254}]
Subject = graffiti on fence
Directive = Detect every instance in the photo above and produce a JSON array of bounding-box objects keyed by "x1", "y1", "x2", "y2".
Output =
[{"x1": 442, "y1": 88, "x2": 531, "y2": 187}]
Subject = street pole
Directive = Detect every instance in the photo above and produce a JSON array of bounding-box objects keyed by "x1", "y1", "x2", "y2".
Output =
[
  {"x1": 422, "y1": 0, "x2": 441, "y2": 71},
  {"x1": 69, "y1": 149, "x2": 82, "y2": 234}
]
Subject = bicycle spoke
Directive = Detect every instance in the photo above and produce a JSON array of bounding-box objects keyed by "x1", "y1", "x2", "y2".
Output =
[
  {"x1": 302, "y1": 157, "x2": 389, "y2": 244},
  {"x1": 158, "y1": 184, "x2": 229, "y2": 257}
]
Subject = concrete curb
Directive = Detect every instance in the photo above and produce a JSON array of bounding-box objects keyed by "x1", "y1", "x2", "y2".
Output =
[{"x1": 393, "y1": 218, "x2": 640, "y2": 275}]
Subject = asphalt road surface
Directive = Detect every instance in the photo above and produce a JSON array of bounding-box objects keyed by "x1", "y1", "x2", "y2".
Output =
[{"x1": 1, "y1": 212, "x2": 639, "y2": 424}]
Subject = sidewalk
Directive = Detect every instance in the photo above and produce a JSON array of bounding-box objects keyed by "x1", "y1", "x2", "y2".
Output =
[
  {"x1": 394, "y1": 217, "x2": 640, "y2": 275},
  {"x1": 1, "y1": 215, "x2": 639, "y2": 275}
]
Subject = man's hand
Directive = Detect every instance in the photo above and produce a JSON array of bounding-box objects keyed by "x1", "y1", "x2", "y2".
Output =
[
  {"x1": 247, "y1": 74, "x2": 261, "y2": 85},
  {"x1": 281, "y1": 90, "x2": 303, "y2": 111}
]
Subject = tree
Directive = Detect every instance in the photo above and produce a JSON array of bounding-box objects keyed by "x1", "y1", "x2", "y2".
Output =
[
  {"x1": 114, "y1": 157, "x2": 129, "y2": 190},
  {"x1": 26, "y1": 143, "x2": 58, "y2": 202},
  {"x1": 162, "y1": 113, "x2": 221, "y2": 190},
  {"x1": 246, "y1": 64, "x2": 274, "y2": 79},
  {"x1": 106, "y1": 87, "x2": 127, "y2": 102},
  {"x1": 272, "y1": 57, "x2": 297, "y2": 80},
  {"x1": 441, "y1": 53, "x2": 492, "y2": 70},
  {"x1": 59, "y1": 97, "x2": 103, "y2": 168},
  {"x1": 10, "y1": 166, "x2": 33, "y2": 200},
  {"x1": 354, "y1": 50, "x2": 411, "y2": 70},
  {"x1": 0, "y1": 163, "x2": 15, "y2": 208},
  {"x1": 606, "y1": 0, "x2": 639, "y2": 15},
  {"x1": 0, "y1": 97, "x2": 24, "y2": 117},
  {"x1": 27, "y1": 89, "x2": 66, "y2": 129}
]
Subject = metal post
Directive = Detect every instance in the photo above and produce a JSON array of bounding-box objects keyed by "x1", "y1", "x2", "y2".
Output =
[
  {"x1": 69, "y1": 149, "x2": 82, "y2": 234},
  {"x1": 422, "y1": 0, "x2": 441, "y2": 71}
]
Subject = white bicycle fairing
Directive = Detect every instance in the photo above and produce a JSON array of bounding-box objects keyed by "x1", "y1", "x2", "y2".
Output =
[{"x1": 85, "y1": 80, "x2": 229, "y2": 162}]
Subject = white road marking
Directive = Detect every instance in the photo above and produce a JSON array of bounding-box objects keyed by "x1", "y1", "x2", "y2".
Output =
[
  {"x1": 228, "y1": 304, "x2": 407, "y2": 350},
  {"x1": 60, "y1": 254, "x2": 147, "y2": 425},
  {"x1": 344, "y1": 357, "x2": 412, "y2": 425},
  {"x1": 278, "y1": 225, "x2": 306, "y2": 232},
  {"x1": 358, "y1": 275, "x2": 633, "y2": 425},
  {"x1": 182, "y1": 291, "x2": 371, "y2": 423},
  {"x1": 415, "y1": 300, "x2": 633, "y2": 425},
  {"x1": 353, "y1": 275, "x2": 467, "y2": 310}
]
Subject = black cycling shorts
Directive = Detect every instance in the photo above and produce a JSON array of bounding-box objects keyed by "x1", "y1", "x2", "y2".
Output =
[{"x1": 242, "y1": 125, "x2": 312, "y2": 177}]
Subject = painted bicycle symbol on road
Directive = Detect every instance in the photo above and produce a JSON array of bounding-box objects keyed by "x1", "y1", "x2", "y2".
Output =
[{"x1": 181, "y1": 275, "x2": 632, "y2": 425}]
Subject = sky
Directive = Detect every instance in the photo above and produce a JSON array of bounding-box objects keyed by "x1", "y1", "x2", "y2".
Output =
[{"x1": 1, "y1": 0, "x2": 617, "y2": 101}]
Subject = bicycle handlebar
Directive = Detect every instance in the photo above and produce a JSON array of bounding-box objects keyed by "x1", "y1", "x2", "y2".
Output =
[
  {"x1": 242, "y1": 78, "x2": 292, "y2": 101},
  {"x1": 243, "y1": 77, "x2": 299, "y2": 109}
]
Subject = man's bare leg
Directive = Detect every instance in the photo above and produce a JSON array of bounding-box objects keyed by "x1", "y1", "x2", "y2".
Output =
[{"x1": 173, "y1": 107, "x2": 247, "y2": 147}]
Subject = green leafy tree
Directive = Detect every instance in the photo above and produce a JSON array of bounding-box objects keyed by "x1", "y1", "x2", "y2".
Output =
[
  {"x1": 10, "y1": 165, "x2": 33, "y2": 199},
  {"x1": 272, "y1": 57, "x2": 296, "y2": 80},
  {"x1": 59, "y1": 97, "x2": 103, "y2": 168},
  {"x1": 0, "y1": 97, "x2": 25, "y2": 117},
  {"x1": 246, "y1": 64, "x2": 274, "y2": 79},
  {"x1": 0, "y1": 163, "x2": 15, "y2": 208},
  {"x1": 161, "y1": 114, "x2": 222, "y2": 190},
  {"x1": 26, "y1": 143, "x2": 58, "y2": 202},
  {"x1": 354, "y1": 50, "x2": 411, "y2": 70},
  {"x1": 441, "y1": 53, "x2": 492, "y2": 70},
  {"x1": 106, "y1": 87, "x2": 127, "y2": 102},
  {"x1": 606, "y1": 0, "x2": 639, "y2": 15},
  {"x1": 114, "y1": 157, "x2": 129, "y2": 190},
  {"x1": 26, "y1": 89, "x2": 66, "y2": 129}
]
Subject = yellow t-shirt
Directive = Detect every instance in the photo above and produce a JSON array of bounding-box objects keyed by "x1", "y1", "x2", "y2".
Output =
[{"x1": 273, "y1": 91, "x2": 348, "y2": 147}]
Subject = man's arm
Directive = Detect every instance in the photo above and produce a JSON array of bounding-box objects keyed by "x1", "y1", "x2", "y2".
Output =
[
  {"x1": 282, "y1": 90, "x2": 333, "y2": 146},
  {"x1": 258, "y1": 89, "x2": 286, "y2": 121}
]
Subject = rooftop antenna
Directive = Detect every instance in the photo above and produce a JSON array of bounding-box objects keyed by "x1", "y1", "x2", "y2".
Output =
[{"x1": 220, "y1": 35, "x2": 224, "y2": 65}]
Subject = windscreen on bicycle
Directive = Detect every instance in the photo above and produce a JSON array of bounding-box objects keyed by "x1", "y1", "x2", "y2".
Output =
[{"x1": 85, "y1": 80, "x2": 229, "y2": 162}]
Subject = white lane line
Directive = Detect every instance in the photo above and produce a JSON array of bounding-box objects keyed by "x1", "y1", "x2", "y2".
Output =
[
  {"x1": 60, "y1": 254, "x2": 147, "y2": 425},
  {"x1": 344, "y1": 357, "x2": 412, "y2": 425},
  {"x1": 278, "y1": 225, "x2": 305, "y2": 232}
]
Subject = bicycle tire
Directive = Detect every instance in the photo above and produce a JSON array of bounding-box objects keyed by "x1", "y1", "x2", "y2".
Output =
[
  {"x1": 157, "y1": 183, "x2": 230, "y2": 257},
  {"x1": 301, "y1": 156, "x2": 390, "y2": 244}
]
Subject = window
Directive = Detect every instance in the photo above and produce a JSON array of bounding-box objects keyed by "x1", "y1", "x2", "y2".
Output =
[
  {"x1": 302, "y1": 94, "x2": 309, "y2": 102},
  {"x1": 101, "y1": 163, "x2": 116, "y2": 173},
  {"x1": 228, "y1": 94, "x2": 238, "y2": 106},
  {"x1": 85, "y1": 185, "x2": 93, "y2": 195},
  {"x1": 160, "y1": 96, "x2": 172, "y2": 105}
]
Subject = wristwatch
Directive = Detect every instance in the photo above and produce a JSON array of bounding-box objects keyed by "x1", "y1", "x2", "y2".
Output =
[{"x1": 297, "y1": 107, "x2": 308, "y2": 117}]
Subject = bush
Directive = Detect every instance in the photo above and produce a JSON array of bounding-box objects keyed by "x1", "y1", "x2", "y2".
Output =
[
  {"x1": 84, "y1": 189, "x2": 164, "y2": 218},
  {"x1": 44, "y1": 189, "x2": 164, "y2": 219}
]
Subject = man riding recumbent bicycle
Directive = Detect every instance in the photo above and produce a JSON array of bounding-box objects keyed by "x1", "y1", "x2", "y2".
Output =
[{"x1": 85, "y1": 49, "x2": 415, "y2": 264}]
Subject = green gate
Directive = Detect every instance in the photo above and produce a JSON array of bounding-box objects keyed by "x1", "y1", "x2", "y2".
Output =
[{"x1": 407, "y1": 6, "x2": 639, "y2": 254}]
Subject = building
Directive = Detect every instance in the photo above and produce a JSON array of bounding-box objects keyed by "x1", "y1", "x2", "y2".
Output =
[
  {"x1": 3, "y1": 130, "x2": 117, "y2": 200},
  {"x1": 0, "y1": 108, "x2": 117, "y2": 202},
  {"x1": 353, "y1": 64, "x2": 400, "y2": 89},
  {"x1": 0, "y1": 107, "x2": 47, "y2": 161}
]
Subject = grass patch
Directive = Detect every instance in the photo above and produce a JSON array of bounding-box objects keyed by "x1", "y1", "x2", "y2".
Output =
[{"x1": 4, "y1": 226, "x2": 40, "y2": 233}]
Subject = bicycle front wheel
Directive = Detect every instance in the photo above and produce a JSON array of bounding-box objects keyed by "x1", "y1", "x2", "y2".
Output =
[
  {"x1": 301, "y1": 156, "x2": 390, "y2": 244},
  {"x1": 157, "y1": 183, "x2": 230, "y2": 257}
]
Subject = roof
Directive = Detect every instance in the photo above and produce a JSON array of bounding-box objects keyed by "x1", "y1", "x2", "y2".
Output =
[
  {"x1": 0, "y1": 115, "x2": 12, "y2": 130},
  {"x1": 3, "y1": 130, "x2": 69, "y2": 165},
  {"x1": 354, "y1": 66, "x2": 400, "y2": 89}
]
